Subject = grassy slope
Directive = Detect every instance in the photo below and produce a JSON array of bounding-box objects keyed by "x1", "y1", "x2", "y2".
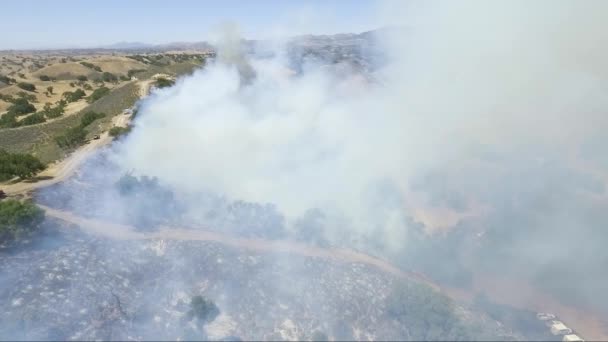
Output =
[
  {"x1": 137, "y1": 61, "x2": 202, "y2": 79},
  {"x1": 0, "y1": 82, "x2": 139, "y2": 163},
  {"x1": 0, "y1": 60, "x2": 200, "y2": 163}
]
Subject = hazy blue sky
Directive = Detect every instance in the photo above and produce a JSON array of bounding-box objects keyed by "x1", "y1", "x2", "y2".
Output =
[{"x1": 0, "y1": 0, "x2": 380, "y2": 50}]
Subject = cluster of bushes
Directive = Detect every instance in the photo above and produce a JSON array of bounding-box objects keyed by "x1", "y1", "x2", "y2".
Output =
[
  {"x1": 16, "y1": 82, "x2": 36, "y2": 92},
  {"x1": 0, "y1": 200, "x2": 45, "y2": 244},
  {"x1": 79, "y1": 61, "x2": 102, "y2": 72},
  {"x1": 115, "y1": 174, "x2": 180, "y2": 230},
  {"x1": 0, "y1": 94, "x2": 13, "y2": 102},
  {"x1": 38, "y1": 75, "x2": 56, "y2": 82},
  {"x1": 155, "y1": 77, "x2": 175, "y2": 88},
  {"x1": 0, "y1": 93, "x2": 66, "y2": 128},
  {"x1": 76, "y1": 75, "x2": 88, "y2": 82},
  {"x1": 385, "y1": 281, "x2": 497, "y2": 341},
  {"x1": 62, "y1": 88, "x2": 86, "y2": 103},
  {"x1": 54, "y1": 111, "x2": 105, "y2": 148},
  {"x1": 127, "y1": 69, "x2": 146, "y2": 78},
  {"x1": 87, "y1": 86, "x2": 110, "y2": 103},
  {"x1": 16, "y1": 91, "x2": 36, "y2": 102},
  {"x1": 7, "y1": 98, "x2": 36, "y2": 116},
  {"x1": 101, "y1": 72, "x2": 117, "y2": 83},
  {"x1": 41, "y1": 101, "x2": 66, "y2": 119},
  {"x1": 108, "y1": 125, "x2": 131, "y2": 138},
  {"x1": 188, "y1": 295, "x2": 219, "y2": 324},
  {"x1": 0, "y1": 98, "x2": 67, "y2": 128},
  {"x1": 0, "y1": 75, "x2": 16, "y2": 85},
  {"x1": 126, "y1": 55, "x2": 148, "y2": 63},
  {"x1": 18, "y1": 113, "x2": 47, "y2": 126},
  {"x1": 126, "y1": 54, "x2": 169, "y2": 66},
  {"x1": 0, "y1": 149, "x2": 45, "y2": 181},
  {"x1": 165, "y1": 53, "x2": 206, "y2": 63},
  {"x1": 0, "y1": 98, "x2": 38, "y2": 128},
  {"x1": 80, "y1": 111, "x2": 105, "y2": 127}
]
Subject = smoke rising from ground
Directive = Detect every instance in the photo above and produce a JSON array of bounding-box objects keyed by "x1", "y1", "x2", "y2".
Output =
[
  {"x1": 3, "y1": 1, "x2": 608, "y2": 340},
  {"x1": 117, "y1": 1, "x2": 608, "y2": 244}
]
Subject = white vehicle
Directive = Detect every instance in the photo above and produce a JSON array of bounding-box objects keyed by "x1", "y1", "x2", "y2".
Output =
[
  {"x1": 537, "y1": 312, "x2": 556, "y2": 321},
  {"x1": 551, "y1": 322, "x2": 573, "y2": 336},
  {"x1": 562, "y1": 334, "x2": 584, "y2": 342}
]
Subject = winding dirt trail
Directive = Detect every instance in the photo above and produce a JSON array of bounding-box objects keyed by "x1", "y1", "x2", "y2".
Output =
[
  {"x1": 38, "y1": 206, "x2": 608, "y2": 341},
  {"x1": 38, "y1": 204, "x2": 439, "y2": 292}
]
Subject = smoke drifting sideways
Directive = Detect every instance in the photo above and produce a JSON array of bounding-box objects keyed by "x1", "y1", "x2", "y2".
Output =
[{"x1": 113, "y1": 1, "x2": 608, "y2": 255}]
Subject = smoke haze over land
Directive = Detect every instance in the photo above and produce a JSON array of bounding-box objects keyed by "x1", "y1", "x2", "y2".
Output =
[
  {"x1": 3, "y1": 1, "x2": 608, "y2": 340},
  {"x1": 117, "y1": 0, "x2": 608, "y2": 245},
  {"x1": 110, "y1": 0, "x2": 608, "y2": 324}
]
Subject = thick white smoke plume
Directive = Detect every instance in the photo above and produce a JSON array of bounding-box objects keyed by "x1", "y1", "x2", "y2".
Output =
[{"x1": 115, "y1": 1, "x2": 608, "y2": 248}]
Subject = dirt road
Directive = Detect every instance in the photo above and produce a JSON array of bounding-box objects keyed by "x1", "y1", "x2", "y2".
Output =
[
  {"x1": 38, "y1": 203, "x2": 439, "y2": 292},
  {"x1": 40, "y1": 203, "x2": 608, "y2": 340}
]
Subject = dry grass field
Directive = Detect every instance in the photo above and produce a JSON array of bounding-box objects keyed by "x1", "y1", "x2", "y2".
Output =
[{"x1": 0, "y1": 51, "x2": 208, "y2": 163}]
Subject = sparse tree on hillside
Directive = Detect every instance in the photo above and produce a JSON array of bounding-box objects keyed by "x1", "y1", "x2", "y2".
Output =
[
  {"x1": 46, "y1": 86, "x2": 53, "y2": 94},
  {"x1": 0, "y1": 200, "x2": 45, "y2": 243},
  {"x1": 16, "y1": 82, "x2": 36, "y2": 92},
  {"x1": 188, "y1": 296, "x2": 219, "y2": 324},
  {"x1": 0, "y1": 149, "x2": 46, "y2": 180},
  {"x1": 155, "y1": 77, "x2": 175, "y2": 88},
  {"x1": 62, "y1": 89, "x2": 86, "y2": 103},
  {"x1": 101, "y1": 72, "x2": 118, "y2": 83},
  {"x1": 87, "y1": 86, "x2": 110, "y2": 103}
]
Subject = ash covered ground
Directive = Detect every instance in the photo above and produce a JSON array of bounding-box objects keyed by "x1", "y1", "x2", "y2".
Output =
[
  {"x1": 0, "y1": 151, "x2": 523, "y2": 341},
  {"x1": 0, "y1": 228, "x2": 516, "y2": 341}
]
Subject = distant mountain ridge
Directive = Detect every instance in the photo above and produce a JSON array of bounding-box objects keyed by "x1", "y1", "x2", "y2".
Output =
[{"x1": 0, "y1": 29, "x2": 391, "y2": 54}]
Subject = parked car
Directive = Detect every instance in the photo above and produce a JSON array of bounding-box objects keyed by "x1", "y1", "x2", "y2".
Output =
[
  {"x1": 563, "y1": 334, "x2": 584, "y2": 342},
  {"x1": 537, "y1": 312, "x2": 556, "y2": 321}
]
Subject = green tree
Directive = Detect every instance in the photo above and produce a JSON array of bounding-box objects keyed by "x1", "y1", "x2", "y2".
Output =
[
  {"x1": 20, "y1": 113, "x2": 46, "y2": 126},
  {"x1": 46, "y1": 85, "x2": 53, "y2": 94},
  {"x1": 79, "y1": 61, "x2": 102, "y2": 72},
  {"x1": 16, "y1": 91, "x2": 36, "y2": 102},
  {"x1": 188, "y1": 296, "x2": 219, "y2": 324},
  {"x1": 0, "y1": 200, "x2": 45, "y2": 243},
  {"x1": 0, "y1": 149, "x2": 46, "y2": 180},
  {"x1": 80, "y1": 111, "x2": 105, "y2": 127},
  {"x1": 62, "y1": 88, "x2": 86, "y2": 103},
  {"x1": 155, "y1": 77, "x2": 175, "y2": 88},
  {"x1": 7, "y1": 98, "x2": 36, "y2": 116},
  {"x1": 0, "y1": 75, "x2": 16, "y2": 84},
  {"x1": 16, "y1": 82, "x2": 36, "y2": 92},
  {"x1": 44, "y1": 101, "x2": 65, "y2": 119},
  {"x1": 39, "y1": 75, "x2": 51, "y2": 81},
  {"x1": 87, "y1": 86, "x2": 110, "y2": 103},
  {"x1": 386, "y1": 282, "x2": 475, "y2": 341},
  {"x1": 109, "y1": 126, "x2": 131, "y2": 138},
  {"x1": 101, "y1": 72, "x2": 118, "y2": 83},
  {"x1": 55, "y1": 126, "x2": 87, "y2": 148}
]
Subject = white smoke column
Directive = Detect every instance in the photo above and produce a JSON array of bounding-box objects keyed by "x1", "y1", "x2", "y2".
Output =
[{"x1": 116, "y1": 1, "x2": 608, "y2": 248}]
